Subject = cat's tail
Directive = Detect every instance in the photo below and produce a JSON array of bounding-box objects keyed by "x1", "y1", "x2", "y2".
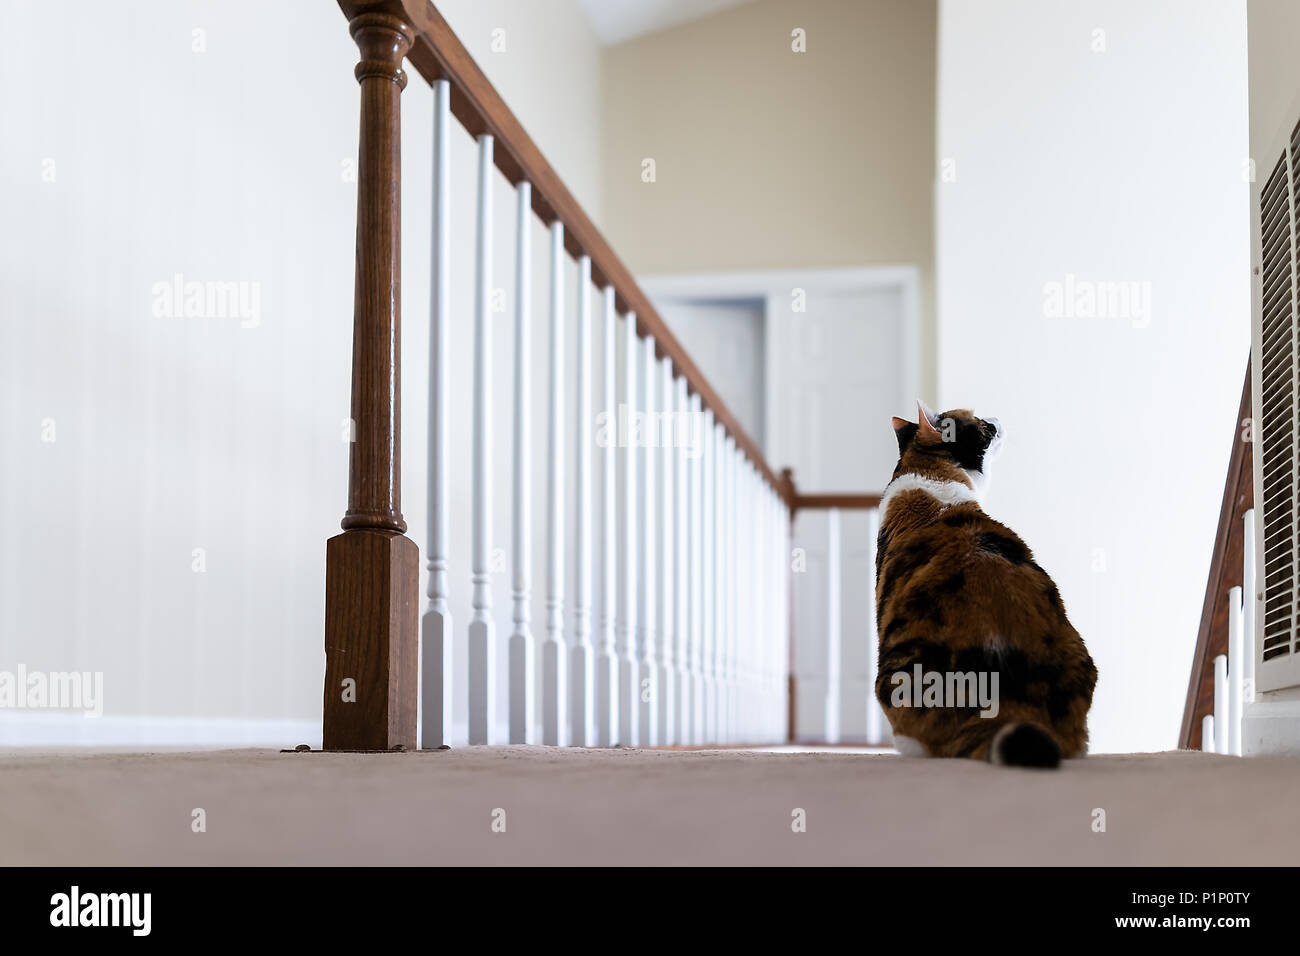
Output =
[
  {"x1": 987, "y1": 722, "x2": 1060, "y2": 768},
  {"x1": 943, "y1": 719, "x2": 1061, "y2": 767}
]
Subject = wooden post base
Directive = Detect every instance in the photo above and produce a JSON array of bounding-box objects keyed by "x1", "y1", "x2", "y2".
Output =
[{"x1": 323, "y1": 529, "x2": 419, "y2": 751}]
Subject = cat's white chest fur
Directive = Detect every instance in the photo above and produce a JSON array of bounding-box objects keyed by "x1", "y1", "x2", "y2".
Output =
[{"x1": 879, "y1": 474, "x2": 980, "y2": 521}]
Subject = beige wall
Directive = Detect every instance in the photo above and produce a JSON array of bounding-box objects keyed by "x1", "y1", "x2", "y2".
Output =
[{"x1": 600, "y1": 0, "x2": 937, "y2": 395}]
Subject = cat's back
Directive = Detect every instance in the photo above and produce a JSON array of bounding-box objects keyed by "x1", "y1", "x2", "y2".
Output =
[{"x1": 876, "y1": 498, "x2": 1079, "y2": 650}]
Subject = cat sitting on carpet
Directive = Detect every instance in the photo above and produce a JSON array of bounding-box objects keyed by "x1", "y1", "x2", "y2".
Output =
[{"x1": 874, "y1": 402, "x2": 1097, "y2": 767}]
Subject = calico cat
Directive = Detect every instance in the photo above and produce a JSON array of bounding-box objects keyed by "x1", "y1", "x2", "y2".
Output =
[{"x1": 875, "y1": 402, "x2": 1096, "y2": 767}]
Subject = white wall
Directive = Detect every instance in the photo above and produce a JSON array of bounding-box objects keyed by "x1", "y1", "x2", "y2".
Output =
[
  {"x1": 0, "y1": 0, "x2": 604, "y2": 744},
  {"x1": 937, "y1": 0, "x2": 1250, "y2": 752}
]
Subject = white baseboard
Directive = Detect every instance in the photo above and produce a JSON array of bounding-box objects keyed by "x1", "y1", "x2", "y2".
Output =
[
  {"x1": 1242, "y1": 697, "x2": 1300, "y2": 757},
  {"x1": 0, "y1": 716, "x2": 613, "y2": 749},
  {"x1": 0, "y1": 713, "x2": 320, "y2": 749},
  {"x1": 0, "y1": 714, "x2": 508, "y2": 750}
]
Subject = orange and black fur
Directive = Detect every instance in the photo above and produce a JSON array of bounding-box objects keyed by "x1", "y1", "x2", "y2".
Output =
[{"x1": 875, "y1": 403, "x2": 1096, "y2": 767}]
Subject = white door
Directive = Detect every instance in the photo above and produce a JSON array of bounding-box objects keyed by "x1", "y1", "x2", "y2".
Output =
[
  {"x1": 766, "y1": 287, "x2": 909, "y2": 490},
  {"x1": 657, "y1": 300, "x2": 766, "y2": 449}
]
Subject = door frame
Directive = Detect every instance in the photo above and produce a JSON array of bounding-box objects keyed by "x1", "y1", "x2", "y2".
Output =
[{"x1": 642, "y1": 266, "x2": 923, "y2": 466}]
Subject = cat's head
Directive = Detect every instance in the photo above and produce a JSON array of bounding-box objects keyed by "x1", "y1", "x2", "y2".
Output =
[{"x1": 890, "y1": 400, "x2": 1003, "y2": 494}]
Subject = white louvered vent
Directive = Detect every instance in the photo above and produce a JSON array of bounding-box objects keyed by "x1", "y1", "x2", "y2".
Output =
[
  {"x1": 1256, "y1": 126, "x2": 1300, "y2": 691},
  {"x1": 1260, "y1": 153, "x2": 1294, "y2": 663}
]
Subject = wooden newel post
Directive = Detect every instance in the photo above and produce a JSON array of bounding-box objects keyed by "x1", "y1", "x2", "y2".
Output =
[{"x1": 323, "y1": 8, "x2": 419, "y2": 752}]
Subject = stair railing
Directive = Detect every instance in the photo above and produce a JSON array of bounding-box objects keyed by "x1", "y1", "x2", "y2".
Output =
[
  {"x1": 1181, "y1": 358, "x2": 1254, "y2": 754},
  {"x1": 327, "y1": 0, "x2": 800, "y2": 750}
]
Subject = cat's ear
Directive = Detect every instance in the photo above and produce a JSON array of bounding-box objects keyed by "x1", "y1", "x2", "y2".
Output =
[
  {"x1": 916, "y1": 400, "x2": 942, "y2": 441},
  {"x1": 892, "y1": 415, "x2": 918, "y2": 454}
]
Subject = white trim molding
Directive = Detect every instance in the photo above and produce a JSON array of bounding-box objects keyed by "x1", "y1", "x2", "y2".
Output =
[
  {"x1": 0, "y1": 714, "x2": 320, "y2": 749},
  {"x1": 1242, "y1": 691, "x2": 1300, "y2": 757},
  {"x1": 641, "y1": 265, "x2": 921, "y2": 301}
]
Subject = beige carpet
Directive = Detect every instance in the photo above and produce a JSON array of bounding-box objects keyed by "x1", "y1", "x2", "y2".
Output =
[{"x1": 1, "y1": 746, "x2": 1295, "y2": 865}]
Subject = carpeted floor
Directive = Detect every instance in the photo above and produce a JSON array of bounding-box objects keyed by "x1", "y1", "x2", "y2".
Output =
[{"x1": 1, "y1": 746, "x2": 1295, "y2": 865}]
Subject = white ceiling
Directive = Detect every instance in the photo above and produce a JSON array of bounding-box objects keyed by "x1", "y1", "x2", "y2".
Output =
[{"x1": 580, "y1": 0, "x2": 756, "y2": 46}]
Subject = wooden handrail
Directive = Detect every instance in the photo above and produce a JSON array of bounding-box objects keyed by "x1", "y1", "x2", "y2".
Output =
[
  {"x1": 793, "y1": 493, "x2": 883, "y2": 512},
  {"x1": 776, "y1": 468, "x2": 883, "y2": 513},
  {"x1": 337, "y1": 0, "x2": 788, "y2": 504},
  {"x1": 1179, "y1": 357, "x2": 1253, "y2": 750}
]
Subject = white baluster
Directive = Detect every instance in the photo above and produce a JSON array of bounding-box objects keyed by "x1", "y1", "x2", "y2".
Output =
[
  {"x1": 744, "y1": 467, "x2": 752, "y2": 737},
  {"x1": 1201, "y1": 714, "x2": 1215, "y2": 753},
  {"x1": 775, "y1": 486, "x2": 785, "y2": 738},
  {"x1": 723, "y1": 436, "x2": 737, "y2": 743},
  {"x1": 1242, "y1": 508, "x2": 1256, "y2": 704},
  {"x1": 774, "y1": 494, "x2": 785, "y2": 738},
  {"x1": 865, "y1": 506, "x2": 884, "y2": 744},
  {"x1": 596, "y1": 288, "x2": 619, "y2": 746},
  {"x1": 421, "y1": 78, "x2": 453, "y2": 749},
  {"x1": 674, "y1": 377, "x2": 691, "y2": 744},
  {"x1": 618, "y1": 312, "x2": 640, "y2": 746},
  {"x1": 709, "y1": 428, "x2": 721, "y2": 744},
  {"x1": 758, "y1": 481, "x2": 769, "y2": 741},
  {"x1": 769, "y1": 486, "x2": 780, "y2": 742},
  {"x1": 570, "y1": 256, "x2": 594, "y2": 747},
  {"x1": 756, "y1": 481, "x2": 766, "y2": 741},
  {"x1": 689, "y1": 392, "x2": 705, "y2": 745},
  {"x1": 717, "y1": 424, "x2": 728, "y2": 738},
  {"x1": 759, "y1": 486, "x2": 769, "y2": 738},
  {"x1": 701, "y1": 410, "x2": 716, "y2": 744},
  {"x1": 715, "y1": 423, "x2": 727, "y2": 741},
  {"x1": 507, "y1": 182, "x2": 534, "y2": 745},
  {"x1": 468, "y1": 133, "x2": 495, "y2": 745},
  {"x1": 733, "y1": 447, "x2": 743, "y2": 738},
  {"x1": 542, "y1": 221, "x2": 567, "y2": 746},
  {"x1": 1213, "y1": 653, "x2": 1228, "y2": 754},
  {"x1": 826, "y1": 506, "x2": 842, "y2": 744},
  {"x1": 638, "y1": 334, "x2": 658, "y2": 746},
  {"x1": 737, "y1": 459, "x2": 751, "y2": 741},
  {"x1": 735, "y1": 447, "x2": 745, "y2": 740},
  {"x1": 1228, "y1": 585, "x2": 1243, "y2": 756},
  {"x1": 740, "y1": 464, "x2": 753, "y2": 741},
  {"x1": 658, "y1": 356, "x2": 675, "y2": 746},
  {"x1": 752, "y1": 465, "x2": 764, "y2": 741},
  {"x1": 764, "y1": 483, "x2": 776, "y2": 741}
]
